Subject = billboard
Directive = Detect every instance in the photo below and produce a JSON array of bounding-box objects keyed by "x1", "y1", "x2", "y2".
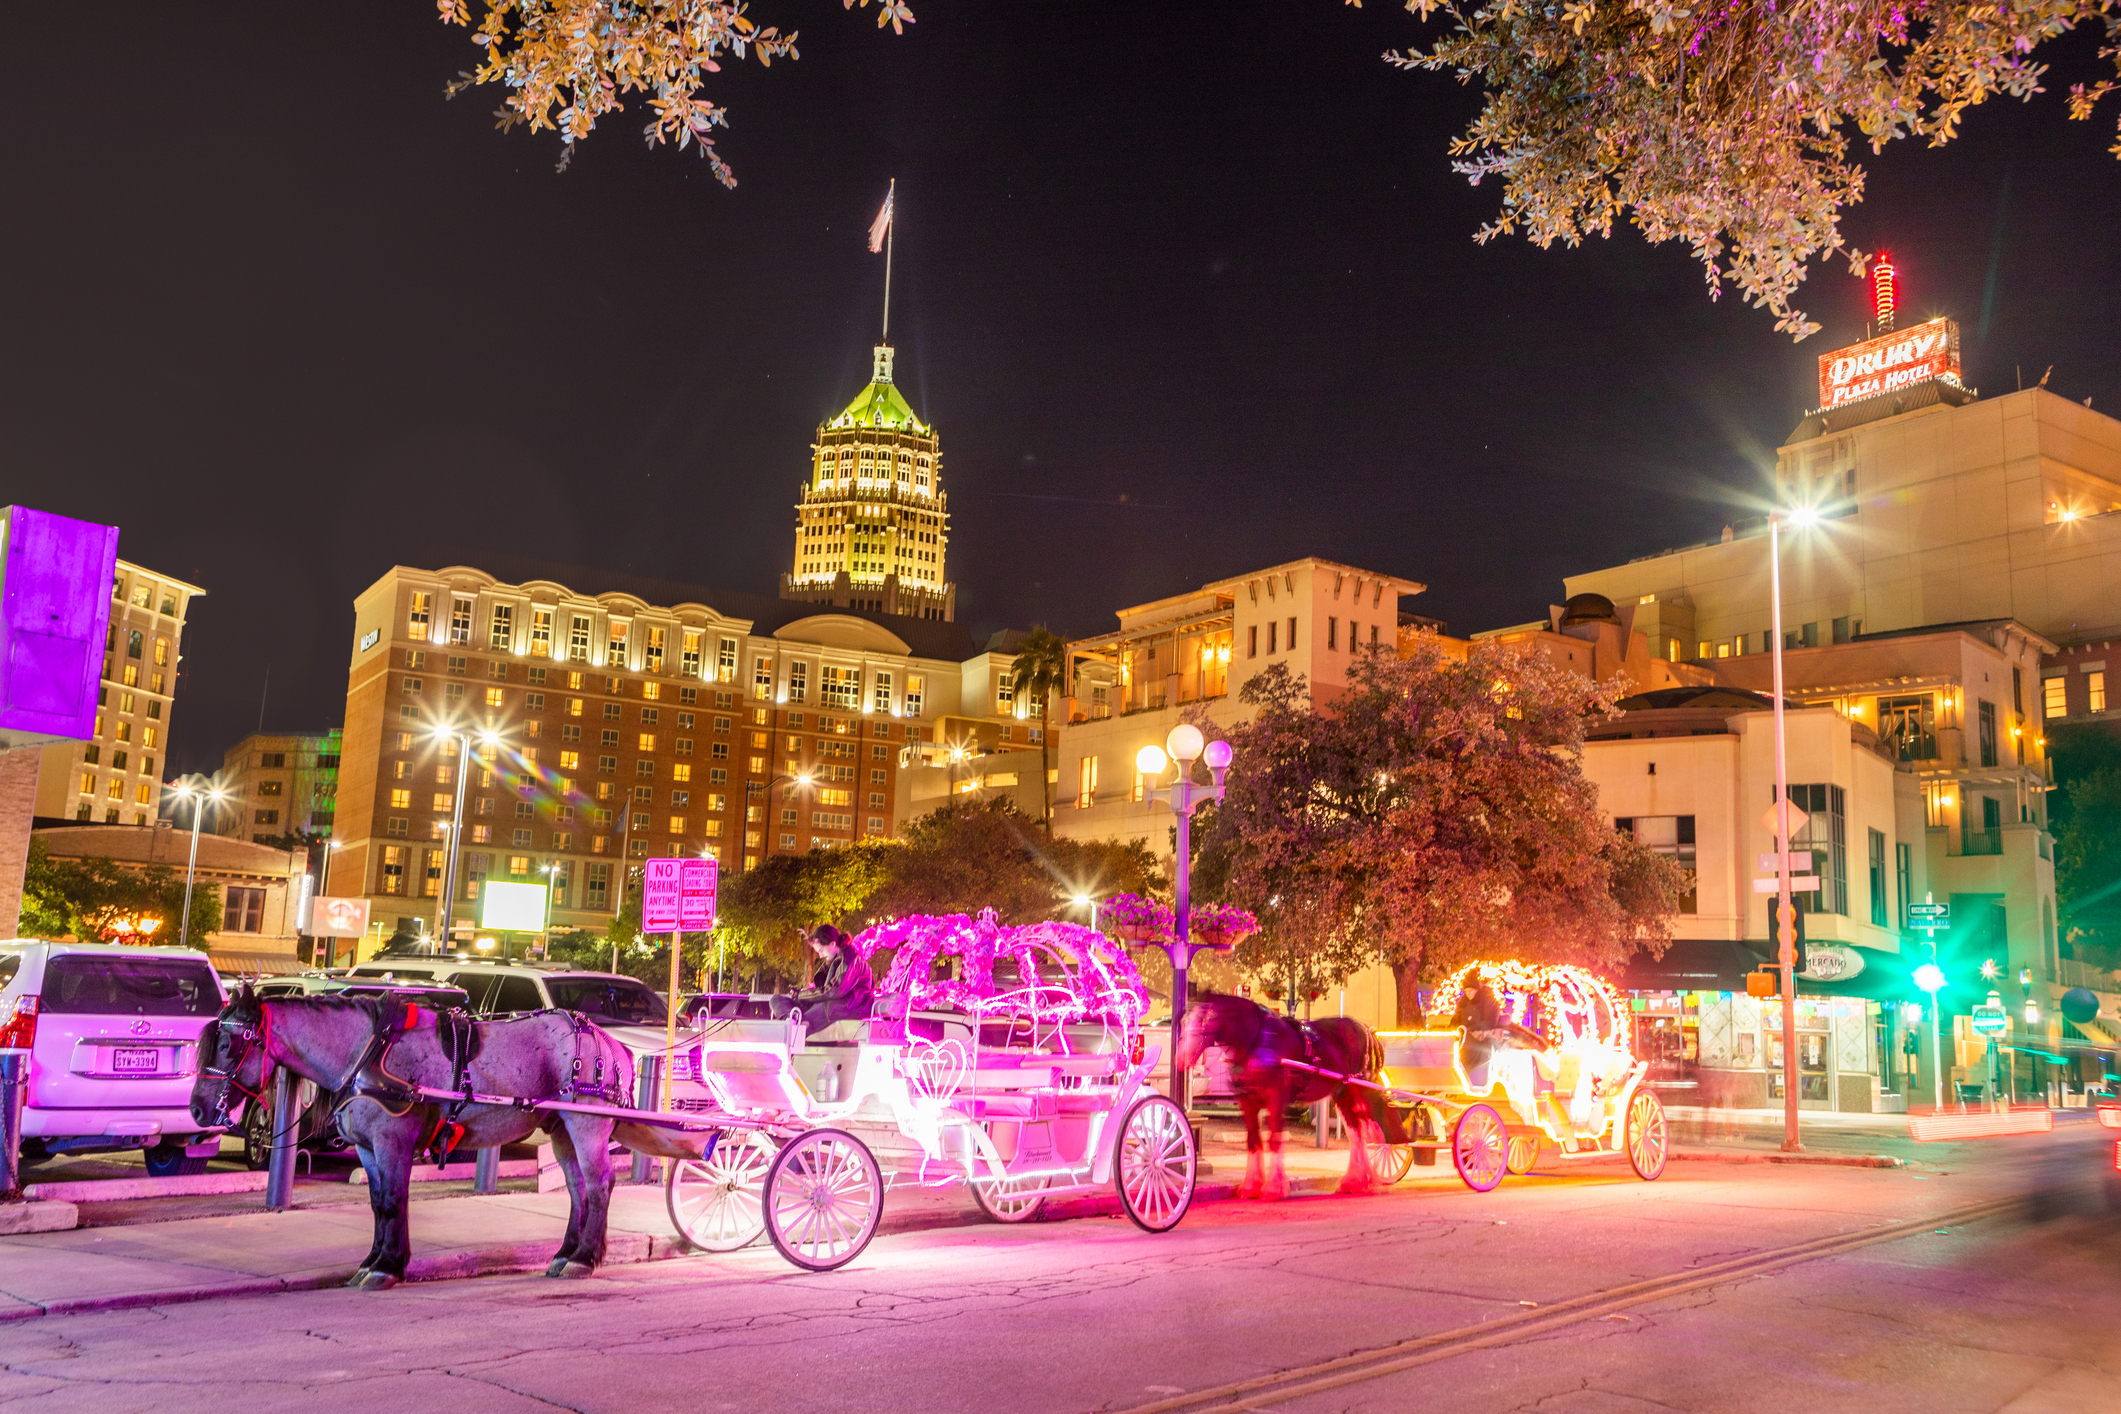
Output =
[
  {"x1": 0, "y1": 506, "x2": 120, "y2": 749},
  {"x1": 308, "y1": 896, "x2": 371, "y2": 939},
  {"x1": 480, "y1": 880, "x2": 549, "y2": 932},
  {"x1": 1816, "y1": 317, "x2": 1959, "y2": 411}
]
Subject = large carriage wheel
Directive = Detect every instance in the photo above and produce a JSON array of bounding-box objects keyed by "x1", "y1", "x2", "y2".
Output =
[
  {"x1": 1363, "y1": 1125, "x2": 1416, "y2": 1187},
  {"x1": 1115, "y1": 1094, "x2": 1196, "y2": 1232},
  {"x1": 1504, "y1": 1134, "x2": 1541, "y2": 1176},
  {"x1": 763, "y1": 1128, "x2": 884, "y2": 1271},
  {"x1": 1624, "y1": 1089, "x2": 1669, "y2": 1181},
  {"x1": 1451, "y1": 1104, "x2": 1508, "y2": 1192},
  {"x1": 665, "y1": 1131, "x2": 776, "y2": 1252},
  {"x1": 971, "y1": 1171, "x2": 1050, "y2": 1224}
]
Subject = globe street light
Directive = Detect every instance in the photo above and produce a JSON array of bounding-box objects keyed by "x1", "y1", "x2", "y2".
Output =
[
  {"x1": 1913, "y1": 961, "x2": 1947, "y2": 1110},
  {"x1": 167, "y1": 777, "x2": 228, "y2": 950},
  {"x1": 1140, "y1": 723, "x2": 1234, "y2": 1110}
]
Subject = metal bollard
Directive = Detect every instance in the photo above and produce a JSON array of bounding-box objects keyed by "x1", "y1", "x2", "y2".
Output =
[
  {"x1": 1, "y1": 1052, "x2": 26, "y2": 1202},
  {"x1": 1313, "y1": 1098, "x2": 1330, "y2": 1148},
  {"x1": 473, "y1": 1146, "x2": 499, "y2": 1195},
  {"x1": 630, "y1": 1055, "x2": 663, "y2": 1184},
  {"x1": 264, "y1": 1066, "x2": 298, "y2": 1211}
]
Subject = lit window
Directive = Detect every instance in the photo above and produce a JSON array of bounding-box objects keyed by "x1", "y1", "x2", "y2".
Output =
[
  {"x1": 2092, "y1": 671, "x2": 2108, "y2": 714},
  {"x1": 638, "y1": 733, "x2": 657, "y2": 752},
  {"x1": 486, "y1": 687, "x2": 504, "y2": 708},
  {"x1": 668, "y1": 816, "x2": 687, "y2": 835},
  {"x1": 672, "y1": 763, "x2": 692, "y2": 782},
  {"x1": 408, "y1": 591, "x2": 432, "y2": 638},
  {"x1": 2045, "y1": 676, "x2": 2068, "y2": 718},
  {"x1": 390, "y1": 789, "x2": 412, "y2": 808},
  {"x1": 489, "y1": 604, "x2": 513, "y2": 650},
  {"x1": 530, "y1": 608, "x2": 553, "y2": 657}
]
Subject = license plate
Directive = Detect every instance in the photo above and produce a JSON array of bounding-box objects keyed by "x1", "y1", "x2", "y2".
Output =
[{"x1": 112, "y1": 1048, "x2": 160, "y2": 1073}]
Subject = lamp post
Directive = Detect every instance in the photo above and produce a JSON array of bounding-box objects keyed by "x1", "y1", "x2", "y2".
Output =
[
  {"x1": 169, "y1": 777, "x2": 227, "y2": 950},
  {"x1": 433, "y1": 726, "x2": 496, "y2": 956},
  {"x1": 1073, "y1": 893, "x2": 1100, "y2": 933},
  {"x1": 1914, "y1": 961, "x2": 1947, "y2": 1110},
  {"x1": 1139, "y1": 724, "x2": 1232, "y2": 1112},
  {"x1": 1767, "y1": 507, "x2": 1819, "y2": 1154}
]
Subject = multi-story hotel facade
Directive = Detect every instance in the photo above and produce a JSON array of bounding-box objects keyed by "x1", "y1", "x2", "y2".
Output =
[
  {"x1": 32, "y1": 559, "x2": 202, "y2": 827},
  {"x1": 215, "y1": 730, "x2": 343, "y2": 843},
  {"x1": 326, "y1": 565, "x2": 1038, "y2": 943}
]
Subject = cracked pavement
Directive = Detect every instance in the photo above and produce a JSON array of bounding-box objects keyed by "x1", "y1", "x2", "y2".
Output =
[{"x1": 2, "y1": 1127, "x2": 2117, "y2": 1413}]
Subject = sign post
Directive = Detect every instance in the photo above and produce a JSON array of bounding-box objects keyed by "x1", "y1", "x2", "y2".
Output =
[
  {"x1": 1909, "y1": 895, "x2": 1951, "y2": 1110},
  {"x1": 1972, "y1": 991, "x2": 2009, "y2": 1114},
  {"x1": 644, "y1": 857, "x2": 718, "y2": 1111}
]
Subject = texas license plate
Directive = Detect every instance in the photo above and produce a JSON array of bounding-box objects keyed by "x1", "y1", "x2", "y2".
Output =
[{"x1": 112, "y1": 1048, "x2": 160, "y2": 1073}]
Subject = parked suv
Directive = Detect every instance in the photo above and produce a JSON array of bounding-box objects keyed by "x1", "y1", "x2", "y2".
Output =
[{"x1": 0, "y1": 941, "x2": 227, "y2": 1177}]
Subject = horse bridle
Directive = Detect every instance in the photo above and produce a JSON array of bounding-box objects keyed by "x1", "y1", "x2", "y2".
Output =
[{"x1": 202, "y1": 1006, "x2": 273, "y2": 1128}]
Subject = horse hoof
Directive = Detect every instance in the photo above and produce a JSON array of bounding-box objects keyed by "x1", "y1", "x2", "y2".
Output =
[
  {"x1": 544, "y1": 1257, "x2": 571, "y2": 1278},
  {"x1": 548, "y1": 1260, "x2": 595, "y2": 1280},
  {"x1": 357, "y1": 1270, "x2": 400, "y2": 1291},
  {"x1": 344, "y1": 1267, "x2": 371, "y2": 1289}
]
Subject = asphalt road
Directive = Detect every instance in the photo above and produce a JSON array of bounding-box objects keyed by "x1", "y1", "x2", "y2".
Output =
[{"x1": 3, "y1": 1126, "x2": 2117, "y2": 1414}]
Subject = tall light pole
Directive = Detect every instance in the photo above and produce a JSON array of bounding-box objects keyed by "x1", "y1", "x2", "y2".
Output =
[
  {"x1": 433, "y1": 726, "x2": 495, "y2": 955},
  {"x1": 1139, "y1": 723, "x2": 1232, "y2": 1112},
  {"x1": 170, "y1": 777, "x2": 227, "y2": 950},
  {"x1": 1768, "y1": 507, "x2": 1820, "y2": 1154},
  {"x1": 1073, "y1": 892, "x2": 1100, "y2": 933}
]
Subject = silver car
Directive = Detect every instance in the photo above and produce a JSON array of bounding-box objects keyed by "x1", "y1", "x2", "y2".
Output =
[{"x1": 0, "y1": 940, "x2": 227, "y2": 1177}]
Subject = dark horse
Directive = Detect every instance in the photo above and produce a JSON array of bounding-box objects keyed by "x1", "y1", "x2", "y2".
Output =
[
  {"x1": 1174, "y1": 993, "x2": 1390, "y2": 1200},
  {"x1": 191, "y1": 989, "x2": 670, "y2": 1289}
]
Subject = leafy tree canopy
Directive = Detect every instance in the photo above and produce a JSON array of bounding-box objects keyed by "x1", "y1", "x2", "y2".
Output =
[
  {"x1": 1376, "y1": 0, "x2": 2121, "y2": 338},
  {"x1": 22, "y1": 842, "x2": 222, "y2": 947},
  {"x1": 1201, "y1": 638, "x2": 1684, "y2": 1022}
]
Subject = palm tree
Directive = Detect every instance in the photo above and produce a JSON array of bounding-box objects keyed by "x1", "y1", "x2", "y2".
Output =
[{"x1": 1009, "y1": 626, "x2": 1070, "y2": 833}]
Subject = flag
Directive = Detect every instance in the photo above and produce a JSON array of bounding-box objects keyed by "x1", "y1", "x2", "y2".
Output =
[{"x1": 868, "y1": 185, "x2": 893, "y2": 253}]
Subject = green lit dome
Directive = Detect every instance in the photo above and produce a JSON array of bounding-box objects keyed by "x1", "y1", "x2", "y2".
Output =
[{"x1": 825, "y1": 345, "x2": 930, "y2": 434}]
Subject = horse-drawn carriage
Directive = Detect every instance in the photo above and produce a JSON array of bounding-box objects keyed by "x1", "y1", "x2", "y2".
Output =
[
  {"x1": 1360, "y1": 961, "x2": 1669, "y2": 1191},
  {"x1": 657, "y1": 912, "x2": 1196, "y2": 1269}
]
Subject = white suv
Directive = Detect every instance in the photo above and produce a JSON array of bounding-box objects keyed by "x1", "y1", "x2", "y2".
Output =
[{"x1": 0, "y1": 941, "x2": 228, "y2": 1177}]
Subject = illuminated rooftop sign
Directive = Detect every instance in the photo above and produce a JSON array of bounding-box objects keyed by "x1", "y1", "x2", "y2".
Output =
[{"x1": 1817, "y1": 317, "x2": 1959, "y2": 411}]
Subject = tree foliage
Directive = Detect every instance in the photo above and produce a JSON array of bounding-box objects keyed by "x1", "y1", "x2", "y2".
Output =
[
  {"x1": 1007, "y1": 626, "x2": 1070, "y2": 832},
  {"x1": 2050, "y1": 724, "x2": 2121, "y2": 969},
  {"x1": 438, "y1": 0, "x2": 911, "y2": 176},
  {"x1": 1202, "y1": 639, "x2": 1683, "y2": 1023},
  {"x1": 1379, "y1": 0, "x2": 2121, "y2": 338},
  {"x1": 23, "y1": 843, "x2": 222, "y2": 947}
]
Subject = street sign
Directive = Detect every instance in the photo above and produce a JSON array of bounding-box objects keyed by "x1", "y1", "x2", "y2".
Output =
[
  {"x1": 1908, "y1": 902, "x2": 1950, "y2": 924},
  {"x1": 1971, "y1": 994, "x2": 2008, "y2": 1038},
  {"x1": 1761, "y1": 801, "x2": 1810, "y2": 838},
  {"x1": 1758, "y1": 852, "x2": 1812, "y2": 872},
  {"x1": 1753, "y1": 876, "x2": 1822, "y2": 893},
  {"x1": 643, "y1": 857, "x2": 718, "y2": 932}
]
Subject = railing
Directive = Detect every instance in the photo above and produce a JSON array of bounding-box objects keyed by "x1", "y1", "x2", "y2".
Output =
[
  {"x1": 1959, "y1": 826, "x2": 2003, "y2": 856},
  {"x1": 2059, "y1": 959, "x2": 2121, "y2": 992},
  {"x1": 1881, "y1": 729, "x2": 1937, "y2": 763}
]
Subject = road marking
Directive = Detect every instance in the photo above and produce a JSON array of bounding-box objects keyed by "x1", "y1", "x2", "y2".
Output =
[{"x1": 1103, "y1": 1195, "x2": 2023, "y2": 1414}]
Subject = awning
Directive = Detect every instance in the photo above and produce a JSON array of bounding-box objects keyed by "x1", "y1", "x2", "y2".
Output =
[
  {"x1": 1618, "y1": 939, "x2": 1768, "y2": 993},
  {"x1": 211, "y1": 947, "x2": 305, "y2": 976}
]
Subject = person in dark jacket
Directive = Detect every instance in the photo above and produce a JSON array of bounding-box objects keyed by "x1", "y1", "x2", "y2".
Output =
[{"x1": 790, "y1": 925, "x2": 875, "y2": 1031}]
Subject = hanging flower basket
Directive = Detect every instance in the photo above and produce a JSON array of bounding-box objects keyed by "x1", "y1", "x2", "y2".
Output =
[
  {"x1": 1188, "y1": 902, "x2": 1258, "y2": 952},
  {"x1": 1104, "y1": 893, "x2": 1172, "y2": 945}
]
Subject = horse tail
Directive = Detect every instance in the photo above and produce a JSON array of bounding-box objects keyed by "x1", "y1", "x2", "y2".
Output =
[{"x1": 1365, "y1": 1027, "x2": 1384, "y2": 1078}]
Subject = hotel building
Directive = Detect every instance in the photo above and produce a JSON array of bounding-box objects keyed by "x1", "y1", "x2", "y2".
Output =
[{"x1": 215, "y1": 730, "x2": 343, "y2": 843}]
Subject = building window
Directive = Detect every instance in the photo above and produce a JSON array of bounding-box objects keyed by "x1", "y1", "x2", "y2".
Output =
[
  {"x1": 1328, "y1": 617, "x2": 1338, "y2": 650},
  {"x1": 2091, "y1": 670, "x2": 2109, "y2": 714},
  {"x1": 1247, "y1": 625, "x2": 1258, "y2": 659},
  {"x1": 1616, "y1": 816, "x2": 1696, "y2": 913},
  {"x1": 489, "y1": 604, "x2": 513, "y2": 650},
  {"x1": 682, "y1": 630, "x2": 702, "y2": 677},
  {"x1": 904, "y1": 675, "x2": 924, "y2": 718},
  {"x1": 254, "y1": 809, "x2": 279, "y2": 825},
  {"x1": 409, "y1": 591, "x2": 432, "y2": 639},
  {"x1": 1978, "y1": 700, "x2": 1998, "y2": 767},
  {"x1": 2043, "y1": 675, "x2": 2067, "y2": 718},
  {"x1": 449, "y1": 597, "x2": 473, "y2": 645},
  {"x1": 1878, "y1": 695, "x2": 1937, "y2": 762},
  {"x1": 1867, "y1": 828, "x2": 1888, "y2": 926},
  {"x1": 787, "y1": 662, "x2": 809, "y2": 703},
  {"x1": 587, "y1": 862, "x2": 611, "y2": 908},
  {"x1": 569, "y1": 615, "x2": 592, "y2": 662},
  {"x1": 606, "y1": 620, "x2": 629, "y2": 667},
  {"x1": 380, "y1": 847, "x2": 406, "y2": 895},
  {"x1": 645, "y1": 626, "x2": 666, "y2": 672},
  {"x1": 823, "y1": 665, "x2": 859, "y2": 710},
  {"x1": 387, "y1": 818, "x2": 408, "y2": 838},
  {"x1": 638, "y1": 733, "x2": 657, "y2": 752},
  {"x1": 754, "y1": 657, "x2": 774, "y2": 700},
  {"x1": 390, "y1": 789, "x2": 412, "y2": 809},
  {"x1": 1778, "y1": 784, "x2": 1848, "y2": 917},
  {"x1": 1288, "y1": 616, "x2": 1297, "y2": 651}
]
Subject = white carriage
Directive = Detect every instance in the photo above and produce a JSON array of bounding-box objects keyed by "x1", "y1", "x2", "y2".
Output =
[{"x1": 657, "y1": 913, "x2": 1197, "y2": 1270}]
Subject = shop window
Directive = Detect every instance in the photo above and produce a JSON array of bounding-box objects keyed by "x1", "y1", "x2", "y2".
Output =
[{"x1": 1616, "y1": 816, "x2": 1696, "y2": 913}]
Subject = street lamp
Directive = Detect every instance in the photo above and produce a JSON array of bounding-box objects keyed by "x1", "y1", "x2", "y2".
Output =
[
  {"x1": 1073, "y1": 892, "x2": 1100, "y2": 932},
  {"x1": 1766, "y1": 506, "x2": 1823, "y2": 1153},
  {"x1": 757, "y1": 772, "x2": 815, "y2": 857},
  {"x1": 1139, "y1": 723, "x2": 1233, "y2": 1110},
  {"x1": 167, "y1": 777, "x2": 229, "y2": 950},
  {"x1": 434, "y1": 725, "x2": 499, "y2": 955}
]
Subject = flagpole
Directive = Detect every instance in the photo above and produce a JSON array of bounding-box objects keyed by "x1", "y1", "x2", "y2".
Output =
[{"x1": 882, "y1": 178, "x2": 895, "y2": 343}]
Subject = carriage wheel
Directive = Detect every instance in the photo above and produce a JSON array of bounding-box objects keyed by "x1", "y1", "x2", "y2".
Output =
[
  {"x1": 971, "y1": 1171, "x2": 1050, "y2": 1224},
  {"x1": 1115, "y1": 1094, "x2": 1196, "y2": 1233},
  {"x1": 1452, "y1": 1104, "x2": 1508, "y2": 1192},
  {"x1": 763, "y1": 1128, "x2": 884, "y2": 1271},
  {"x1": 1364, "y1": 1126, "x2": 1416, "y2": 1187},
  {"x1": 1504, "y1": 1133, "x2": 1541, "y2": 1176},
  {"x1": 1625, "y1": 1089, "x2": 1669, "y2": 1181},
  {"x1": 665, "y1": 1131, "x2": 776, "y2": 1252}
]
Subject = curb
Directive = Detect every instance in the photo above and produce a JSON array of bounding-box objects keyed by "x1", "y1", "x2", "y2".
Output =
[{"x1": 1667, "y1": 1150, "x2": 1907, "y2": 1169}]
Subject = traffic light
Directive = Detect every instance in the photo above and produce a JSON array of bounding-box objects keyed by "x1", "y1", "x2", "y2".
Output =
[{"x1": 1768, "y1": 897, "x2": 1808, "y2": 977}]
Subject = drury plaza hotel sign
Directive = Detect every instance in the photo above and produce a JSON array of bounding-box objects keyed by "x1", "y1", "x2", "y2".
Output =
[{"x1": 1816, "y1": 315, "x2": 1961, "y2": 411}]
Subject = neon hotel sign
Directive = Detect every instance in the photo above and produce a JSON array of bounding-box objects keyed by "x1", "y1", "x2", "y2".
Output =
[{"x1": 1816, "y1": 317, "x2": 1960, "y2": 410}]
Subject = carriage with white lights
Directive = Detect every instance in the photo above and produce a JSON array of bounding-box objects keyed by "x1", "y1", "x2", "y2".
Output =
[
  {"x1": 650, "y1": 910, "x2": 1196, "y2": 1270},
  {"x1": 1355, "y1": 961, "x2": 1669, "y2": 1192}
]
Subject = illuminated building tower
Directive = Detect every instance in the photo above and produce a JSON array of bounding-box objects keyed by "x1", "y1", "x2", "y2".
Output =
[
  {"x1": 780, "y1": 344, "x2": 955, "y2": 622},
  {"x1": 1872, "y1": 253, "x2": 1897, "y2": 333}
]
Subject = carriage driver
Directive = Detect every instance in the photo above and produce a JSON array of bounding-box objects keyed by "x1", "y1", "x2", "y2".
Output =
[{"x1": 773, "y1": 925, "x2": 877, "y2": 1032}]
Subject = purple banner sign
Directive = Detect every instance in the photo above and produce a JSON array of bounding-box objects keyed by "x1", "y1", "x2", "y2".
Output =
[{"x1": 0, "y1": 506, "x2": 120, "y2": 747}]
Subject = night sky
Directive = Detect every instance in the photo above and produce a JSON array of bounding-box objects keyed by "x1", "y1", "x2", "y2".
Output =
[{"x1": 6, "y1": 4, "x2": 2120, "y2": 778}]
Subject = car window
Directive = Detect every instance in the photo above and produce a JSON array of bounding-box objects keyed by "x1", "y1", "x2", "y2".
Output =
[
  {"x1": 40, "y1": 956, "x2": 222, "y2": 1016},
  {"x1": 351, "y1": 964, "x2": 441, "y2": 979},
  {"x1": 0, "y1": 954, "x2": 20, "y2": 988},
  {"x1": 443, "y1": 973, "x2": 496, "y2": 1011},
  {"x1": 487, "y1": 975, "x2": 545, "y2": 1014},
  {"x1": 546, "y1": 977, "x2": 667, "y2": 1027}
]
